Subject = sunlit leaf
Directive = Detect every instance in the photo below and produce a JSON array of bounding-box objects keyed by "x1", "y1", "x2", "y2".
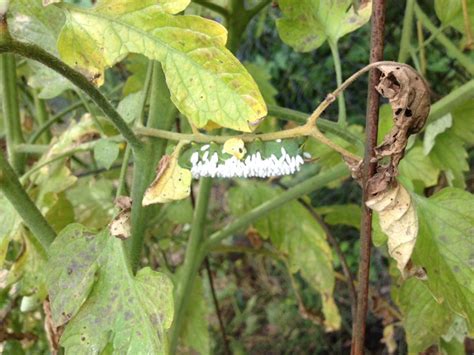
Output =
[
  {"x1": 276, "y1": 0, "x2": 372, "y2": 52},
  {"x1": 228, "y1": 182, "x2": 340, "y2": 331},
  {"x1": 423, "y1": 113, "x2": 452, "y2": 155},
  {"x1": 46, "y1": 224, "x2": 174, "y2": 353},
  {"x1": 55, "y1": 0, "x2": 267, "y2": 132},
  {"x1": 435, "y1": 0, "x2": 474, "y2": 35}
]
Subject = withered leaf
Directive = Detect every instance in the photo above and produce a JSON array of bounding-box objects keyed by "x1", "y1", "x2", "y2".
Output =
[
  {"x1": 366, "y1": 182, "x2": 418, "y2": 277},
  {"x1": 109, "y1": 197, "x2": 132, "y2": 240},
  {"x1": 142, "y1": 144, "x2": 192, "y2": 205}
]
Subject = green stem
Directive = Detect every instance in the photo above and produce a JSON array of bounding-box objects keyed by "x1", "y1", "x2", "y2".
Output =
[
  {"x1": 192, "y1": 0, "x2": 229, "y2": 18},
  {"x1": 169, "y1": 177, "x2": 212, "y2": 353},
  {"x1": 116, "y1": 144, "x2": 131, "y2": 198},
  {"x1": 0, "y1": 39, "x2": 143, "y2": 150},
  {"x1": 205, "y1": 164, "x2": 348, "y2": 249},
  {"x1": 32, "y1": 89, "x2": 51, "y2": 143},
  {"x1": 0, "y1": 53, "x2": 25, "y2": 173},
  {"x1": 414, "y1": 3, "x2": 474, "y2": 75},
  {"x1": 398, "y1": 0, "x2": 415, "y2": 63},
  {"x1": 127, "y1": 62, "x2": 177, "y2": 270},
  {"x1": 28, "y1": 101, "x2": 83, "y2": 143},
  {"x1": 328, "y1": 40, "x2": 346, "y2": 126},
  {"x1": 427, "y1": 79, "x2": 474, "y2": 122},
  {"x1": 0, "y1": 151, "x2": 55, "y2": 250}
]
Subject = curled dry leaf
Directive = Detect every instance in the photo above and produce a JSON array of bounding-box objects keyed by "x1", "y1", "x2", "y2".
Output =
[
  {"x1": 371, "y1": 64, "x2": 431, "y2": 190},
  {"x1": 109, "y1": 196, "x2": 132, "y2": 240},
  {"x1": 366, "y1": 183, "x2": 418, "y2": 277},
  {"x1": 142, "y1": 144, "x2": 192, "y2": 205}
]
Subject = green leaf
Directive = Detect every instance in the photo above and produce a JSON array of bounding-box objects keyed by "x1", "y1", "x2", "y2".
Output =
[
  {"x1": 178, "y1": 274, "x2": 210, "y2": 355},
  {"x1": 93, "y1": 139, "x2": 120, "y2": 170},
  {"x1": 66, "y1": 177, "x2": 115, "y2": 229},
  {"x1": 45, "y1": 192, "x2": 75, "y2": 233},
  {"x1": 117, "y1": 91, "x2": 144, "y2": 124},
  {"x1": 55, "y1": 0, "x2": 267, "y2": 132},
  {"x1": 412, "y1": 188, "x2": 474, "y2": 329},
  {"x1": 276, "y1": 0, "x2": 372, "y2": 52},
  {"x1": 316, "y1": 204, "x2": 361, "y2": 229},
  {"x1": 451, "y1": 100, "x2": 474, "y2": 144},
  {"x1": 46, "y1": 224, "x2": 174, "y2": 354},
  {"x1": 123, "y1": 54, "x2": 149, "y2": 96},
  {"x1": 397, "y1": 278, "x2": 453, "y2": 353},
  {"x1": 435, "y1": 0, "x2": 474, "y2": 35},
  {"x1": 429, "y1": 130, "x2": 468, "y2": 188},
  {"x1": 27, "y1": 62, "x2": 75, "y2": 99},
  {"x1": 399, "y1": 146, "x2": 440, "y2": 187},
  {"x1": 423, "y1": 113, "x2": 452, "y2": 155},
  {"x1": 228, "y1": 182, "x2": 340, "y2": 331}
]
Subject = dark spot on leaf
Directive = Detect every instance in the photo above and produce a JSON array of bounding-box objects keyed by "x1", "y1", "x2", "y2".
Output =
[
  {"x1": 395, "y1": 108, "x2": 403, "y2": 115},
  {"x1": 405, "y1": 108, "x2": 412, "y2": 117},
  {"x1": 81, "y1": 336, "x2": 86, "y2": 341},
  {"x1": 124, "y1": 311, "x2": 133, "y2": 320}
]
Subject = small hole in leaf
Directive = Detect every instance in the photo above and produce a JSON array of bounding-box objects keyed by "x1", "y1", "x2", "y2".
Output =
[
  {"x1": 405, "y1": 108, "x2": 413, "y2": 117},
  {"x1": 395, "y1": 108, "x2": 403, "y2": 115},
  {"x1": 396, "y1": 67, "x2": 400, "y2": 70}
]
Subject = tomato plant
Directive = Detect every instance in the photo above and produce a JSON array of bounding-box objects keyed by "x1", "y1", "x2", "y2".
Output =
[{"x1": 0, "y1": 0, "x2": 473, "y2": 354}]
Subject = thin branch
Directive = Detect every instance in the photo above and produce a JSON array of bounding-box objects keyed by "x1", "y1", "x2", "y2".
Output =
[
  {"x1": 204, "y1": 164, "x2": 348, "y2": 249},
  {"x1": 351, "y1": 1, "x2": 385, "y2": 354},
  {"x1": 0, "y1": 38, "x2": 143, "y2": 151},
  {"x1": 204, "y1": 258, "x2": 231, "y2": 355},
  {"x1": 247, "y1": 0, "x2": 272, "y2": 18},
  {"x1": 192, "y1": 0, "x2": 229, "y2": 18},
  {"x1": 0, "y1": 151, "x2": 55, "y2": 250}
]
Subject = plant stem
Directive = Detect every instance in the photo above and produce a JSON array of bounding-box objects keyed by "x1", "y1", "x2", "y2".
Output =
[
  {"x1": 205, "y1": 164, "x2": 348, "y2": 249},
  {"x1": 414, "y1": 3, "x2": 474, "y2": 75},
  {"x1": 351, "y1": 1, "x2": 385, "y2": 353},
  {"x1": 398, "y1": 0, "x2": 414, "y2": 63},
  {"x1": 28, "y1": 101, "x2": 83, "y2": 143},
  {"x1": 204, "y1": 257, "x2": 230, "y2": 355},
  {"x1": 247, "y1": 0, "x2": 272, "y2": 18},
  {"x1": 192, "y1": 0, "x2": 229, "y2": 18},
  {"x1": 0, "y1": 53, "x2": 25, "y2": 173},
  {"x1": 461, "y1": 0, "x2": 473, "y2": 49},
  {"x1": 417, "y1": 20, "x2": 427, "y2": 75},
  {"x1": 0, "y1": 39, "x2": 143, "y2": 150},
  {"x1": 32, "y1": 89, "x2": 51, "y2": 143},
  {"x1": 428, "y1": 79, "x2": 474, "y2": 122},
  {"x1": 169, "y1": 177, "x2": 212, "y2": 353},
  {"x1": 328, "y1": 40, "x2": 347, "y2": 125},
  {"x1": 128, "y1": 62, "x2": 177, "y2": 270},
  {"x1": 116, "y1": 144, "x2": 131, "y2": 198},
  {"x1": 0, "y1": 151, "x2": 55, "y2": 250}
]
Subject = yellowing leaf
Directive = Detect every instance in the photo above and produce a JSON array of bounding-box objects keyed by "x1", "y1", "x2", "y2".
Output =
[
  {"x1": 277, "y1": 0, "x2": 372, "y2": 52},
  {"x1": 55, "y1": 1, "x2": 267, "y2": 132},
  {"x1": 366, "y1": 183, "x2": 418, "y2": 276},
  {"x1": 143, "y1": 144, "x2": 192, "y2": 205},
  {"x1": 223, "y1": 137, "x2": 246, "y2": 160}
]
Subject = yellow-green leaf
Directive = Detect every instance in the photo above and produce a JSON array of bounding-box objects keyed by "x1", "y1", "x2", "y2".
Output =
[
  {"x1": 276, "y1": 0, "x2": 372, "y2": 52},
  {"x1": 56, "y1": 1, "x2": 267, "y2": 132}
]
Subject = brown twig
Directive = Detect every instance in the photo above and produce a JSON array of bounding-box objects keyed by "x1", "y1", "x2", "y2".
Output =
[
  {"x1": 296, "y1": 198, "x2": 357, "y2": 323},
  {"x1": 351, "y1": 1, "x2": 386, "y2": 354},
  {"x1": 204, "y1": 258, "x2": 231, "y2": 355}
]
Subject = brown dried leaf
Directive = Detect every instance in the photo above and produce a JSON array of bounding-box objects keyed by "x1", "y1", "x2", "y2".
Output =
[
  {"x1": 374, "y1": 64, "x2": 430, "y2": 173},
  {"x1": 142, "y1": 144, "x2": 192, "y2": 205},
  {"x1": 109, "y1": 197, "x2": 132, "y2": 240},
  {"x1": 366, "y1": 183, "x2": 418, "y2": 276}
]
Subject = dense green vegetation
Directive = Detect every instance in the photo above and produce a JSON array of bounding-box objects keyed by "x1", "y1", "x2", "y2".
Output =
[{"x1": 0, "y1": 0, "x2": 473, "y2": 354}]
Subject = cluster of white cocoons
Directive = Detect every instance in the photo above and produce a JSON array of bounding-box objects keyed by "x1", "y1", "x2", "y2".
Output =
[{"x1": 190, "y1": 144, "x2": 306, "y2": 179}]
